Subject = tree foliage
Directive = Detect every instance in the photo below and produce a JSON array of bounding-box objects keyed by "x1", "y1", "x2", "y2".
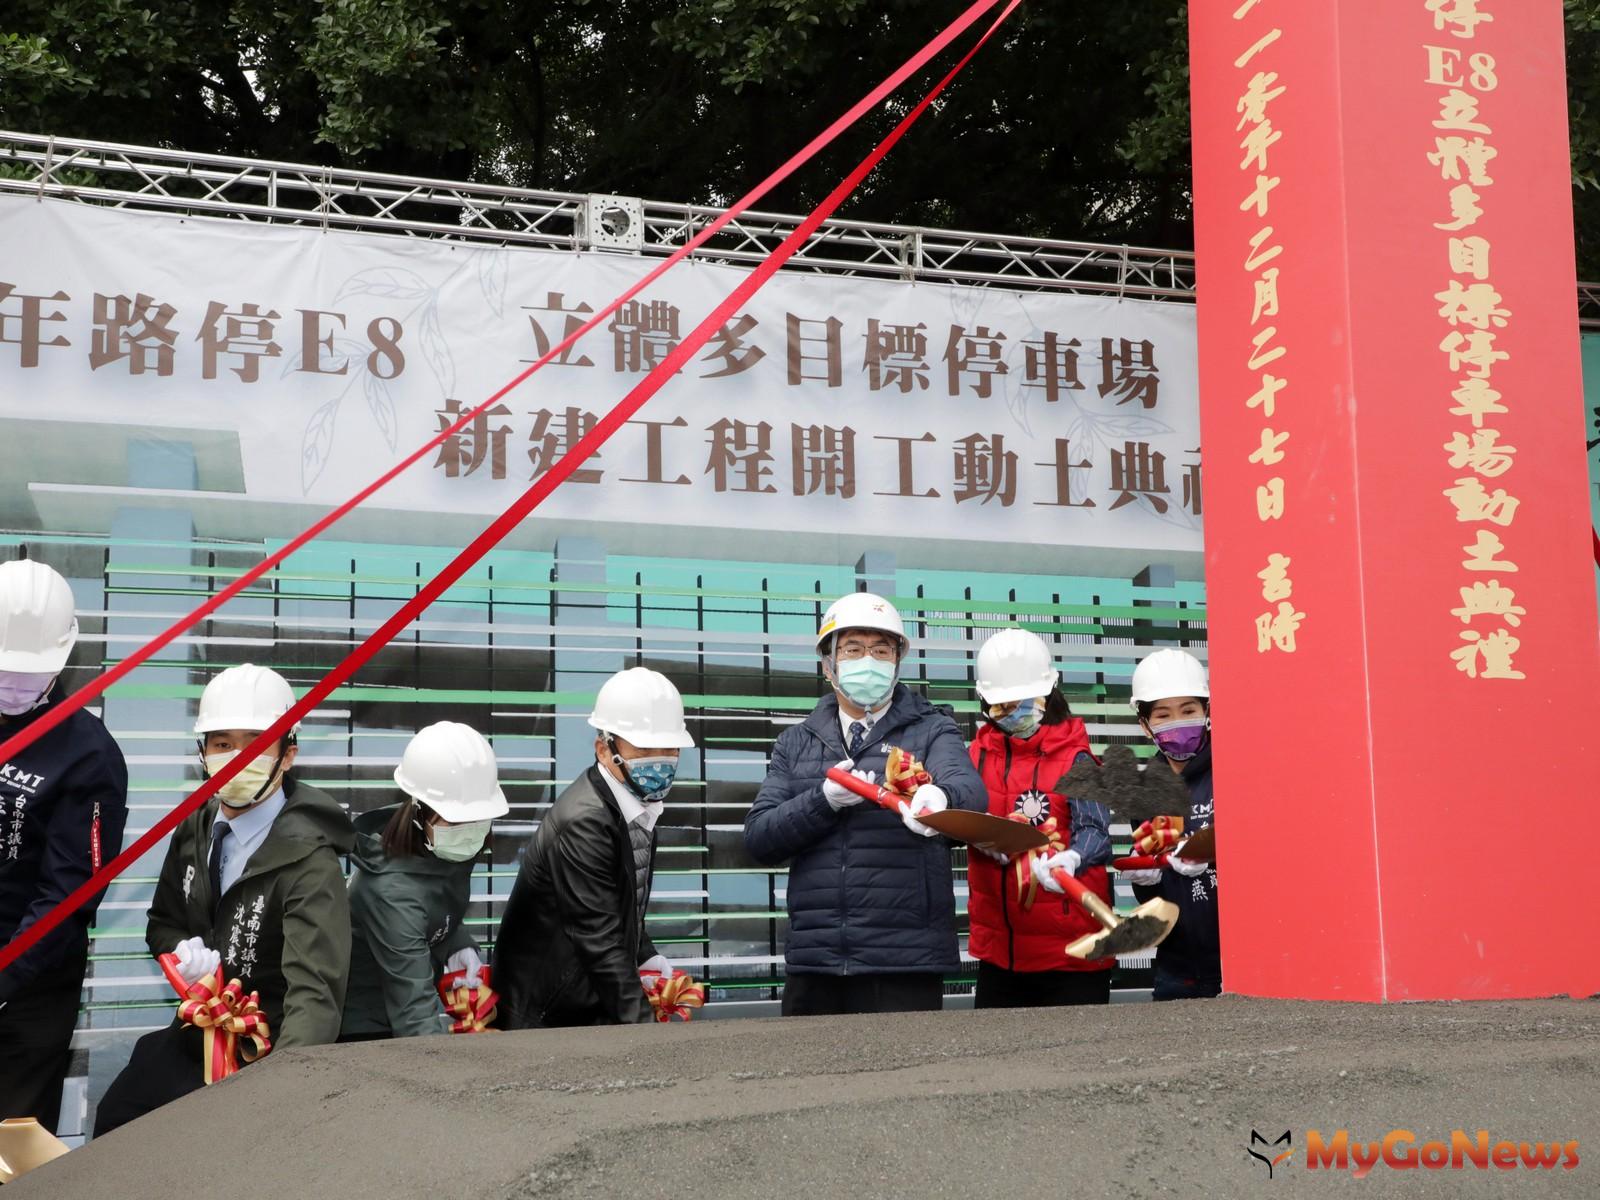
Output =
[{"x1": 3, "y1": 1, "x2": 1600, "y2": 273}]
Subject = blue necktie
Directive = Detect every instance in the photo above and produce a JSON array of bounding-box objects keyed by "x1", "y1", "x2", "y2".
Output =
[{"x1": 847, "y1": 720, "x2": 867, "y2": 758}]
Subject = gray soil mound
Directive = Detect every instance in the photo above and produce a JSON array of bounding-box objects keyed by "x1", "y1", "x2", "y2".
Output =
[{"x1": 21, "y1": 997, "x2": 1599, "y2": 1199}]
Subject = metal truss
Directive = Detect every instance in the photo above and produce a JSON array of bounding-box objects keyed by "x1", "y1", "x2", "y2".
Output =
[
  {"x1": 7, "y1": 131, "x2": 1599, "y2": 316},
  {"x1": 0, "y1": 130, "x2": 1194, "y2": 301}
]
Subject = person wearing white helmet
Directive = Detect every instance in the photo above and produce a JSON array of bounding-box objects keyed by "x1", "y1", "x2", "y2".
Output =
[
  {"x1": 1125, "y1": 648, "x2": 1220, "y2": 1000},
  {"x1": 744, "y1": 592, "x2": 986, "y2": 1016},
  {"x1": 340, "y1": 722, "x2": 508, "y2": 1040},
  {"x1": 495, "y1": 667, "x2": 691, "y2": 1028},
  {"x1": 0, "y1": 560, "x2": 128, "y2": 1132},
  {"x1": 95, "y1": 663, "x2": 354, "y2": 1134},
  {"x1": 963, "y1": 628, "x2": 1115, "y2": 1008}
]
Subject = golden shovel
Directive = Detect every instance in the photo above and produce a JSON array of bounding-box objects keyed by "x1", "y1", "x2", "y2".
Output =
[{"x1": 1049, "y1": 867, "x2": 1180, "y2": 960}]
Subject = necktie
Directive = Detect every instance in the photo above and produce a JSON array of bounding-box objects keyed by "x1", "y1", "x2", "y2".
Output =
[
  {"x1": 208, "y1": 819, "x2": 230, "y2": 912},
  {"x1": 847, "y1": 720, "x2": 867, "y2": 758}
]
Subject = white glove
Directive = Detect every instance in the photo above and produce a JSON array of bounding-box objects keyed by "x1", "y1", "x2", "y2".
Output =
[
  {"x1": 445, "y1": 947, "x2": 484, "y2": 986},
  {"x1": 172, "y1": 936, "x2": 221, "y2": 985},
  {"x1": 1030, "y1": 849, "x2": 1082, "y2": 894},
  {"x1": 897, "y1": 783, "x2": 948, "y2": 837},
  {"x1": 639, "y1": 953, "x2": 674, "y2": 979},
  {"x1": 1168, "y1": 840, "x2": 1210, "y2": 877},
  {"x1": 823, "y1": 760, "x2": 875, "y2": 810},
  {"x1": 1122, "y1": 867, "x2": 1164, "y2": 887},
  {"x1": 972, "y1": 841, "x2": 1011, "y2": 865}
]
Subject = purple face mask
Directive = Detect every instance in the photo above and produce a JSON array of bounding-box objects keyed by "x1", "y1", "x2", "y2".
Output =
[{"x1": 1151, "y1": 716, "x2": 1208, "y2": 760}]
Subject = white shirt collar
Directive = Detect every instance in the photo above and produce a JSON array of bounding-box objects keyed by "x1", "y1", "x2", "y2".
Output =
[
  {"x1": 219, "y1": 786, "x2": 287, "y2": 845},
  {"x1": 598, "y1": 760, "x2": 662, "y2": 833},
  {"x1": 839, "y1": 699, "x2": 891, "y2": 746}
]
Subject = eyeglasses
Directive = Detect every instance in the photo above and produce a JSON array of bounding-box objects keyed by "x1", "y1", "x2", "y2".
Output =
[{"x1": 836, "y1": 643, "x2": 898, "y2": 662}]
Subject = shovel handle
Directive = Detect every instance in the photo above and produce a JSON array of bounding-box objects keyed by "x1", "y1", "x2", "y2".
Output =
[
  {"x1": 824, "y1": 767, "x2": 902, "y2": 814},
  {"x1": 1113, "y1": 854, "x2": 1168, "y2": 872},
  {"x1": 1050, "y1": 868, "x2": 1119, "y2": 931}
]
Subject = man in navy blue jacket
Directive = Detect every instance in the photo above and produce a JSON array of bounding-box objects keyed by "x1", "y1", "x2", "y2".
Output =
[
  {"x1": 0, "y1": 561, "x2": 129, "y2": 1129},
  {"x1": 744, "y1": 592, "x2": 986, "y2": 1016}
]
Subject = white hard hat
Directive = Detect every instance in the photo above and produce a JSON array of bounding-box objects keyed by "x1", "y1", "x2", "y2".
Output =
[
  {"x1": 394, "y1": 721, "x2": 509, "y2": 822},
  {"x1": 975, "y1": 628, "x2": 1059, "y2": 704},
  {"x1": 1129, "y1": 649, "x2": 1210, "y2": 708},
  {"x1": 0, "y1": 560, "x2": 78, "y2": 673},
  {"x1": 588, "y1": 667, "x2": 694, "y2": 750},
  {"x1": 816, "y1": 592, "x2": 907, "y2": 653},
  {"x1": 195, "y1": 663, "x2": 299, "y2": 735}
]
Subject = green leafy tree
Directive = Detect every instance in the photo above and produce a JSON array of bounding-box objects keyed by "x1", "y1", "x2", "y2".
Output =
[{"x1": 4, "y1": 1, "x2": 1600, "y2": 273}]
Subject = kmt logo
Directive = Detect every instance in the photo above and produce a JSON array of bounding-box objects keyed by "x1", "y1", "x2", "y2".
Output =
[{"x1": 1248, "y1": 1130, "x2": 1293, "y2": 1179}]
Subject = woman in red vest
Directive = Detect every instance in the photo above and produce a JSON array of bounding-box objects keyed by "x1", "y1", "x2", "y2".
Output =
[{"x1": 966, "y1": 628, "x2": 1114, "y2": 1007}]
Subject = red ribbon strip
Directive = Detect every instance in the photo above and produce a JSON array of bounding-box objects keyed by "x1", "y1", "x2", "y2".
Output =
[
  {"x1": 641, "y1": 969, "x2": 707, "y2": 1022},
  {"x1": 0, "y1": 0, "x2": 1008, "y2": 779},
  {"x1": 157, "y1": 952, "x2": 272, "y2": 1084},
  {"x1": 0, "y1": 3, "x2": 1020, "y2": 980},
  {"x1": 437, "y1": 966, "x2": 499, "y2": 1033},
  {"x1": 1592, "y1": 525, "x2": 1600, "y2": 569},
  {"x1": 1011, "y1": 813, "x2": 1066, "y2": 910}
]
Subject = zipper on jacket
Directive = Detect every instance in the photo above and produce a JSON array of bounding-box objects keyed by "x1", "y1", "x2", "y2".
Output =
[
  {"x1": 999, "y1": 740, "x2": 1016, "y2": 970},
  {"x1": 839, "y1": 807, "x2": 850, "y2": 976}
]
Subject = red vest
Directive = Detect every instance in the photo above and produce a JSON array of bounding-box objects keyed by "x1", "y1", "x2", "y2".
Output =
[{"x1": 966, "y1": 719, "x2": 1113, "y2": 973}]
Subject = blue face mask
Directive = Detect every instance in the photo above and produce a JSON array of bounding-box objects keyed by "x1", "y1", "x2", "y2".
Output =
[
  {"x1": 624, "y1": 756, "x2": 678, "y2": 802},
  {"x1": 835, "y1": 657, "x2": 897, "y2": 709},
  {"x1": 993, "y1": 696, "x2": 1044, "y2": 739}
]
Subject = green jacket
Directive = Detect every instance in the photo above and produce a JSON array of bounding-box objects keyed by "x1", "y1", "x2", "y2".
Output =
[
  {"x1": 145, "y1": 777, "x2": 355, "y2": 1049},
  {"x1": 340, "y1": 804, "x2": 477, "y2": 1039}
]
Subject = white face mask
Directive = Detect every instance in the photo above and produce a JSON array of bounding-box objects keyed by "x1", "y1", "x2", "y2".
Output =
[
  {"x1": 0, "y1": 670, "x2": 56, "y2": 716},
  {"x1": 428, "y1": 820, "x2": 491, "y2": 862},
  {"x1": 203, "y1": 749, "x2": 286, "y2": 808}
]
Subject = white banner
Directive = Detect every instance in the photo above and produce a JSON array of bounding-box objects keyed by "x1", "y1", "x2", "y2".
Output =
[{"x1": 0, "y1": 198, "x2": 1203, "y2": 556}]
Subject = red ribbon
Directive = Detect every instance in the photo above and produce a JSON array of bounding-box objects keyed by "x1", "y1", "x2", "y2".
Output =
[
  {"x1": 640, "y1": 969, "x2": 706, "y2": 1022},
  {"x1": 1130, "y1": 816, "x2": 1185, "y2": 856},
  {"x1": 883, "y1": 746, "x2": 933, "y2": 797},
  {"x1": 1010, "y1": 814, "x2": 1067, "y2": 910},
  {"x1": 157, "y1": 953, "x2": 271, "y2": 1084},
  {"x1": 0, "y1": 1, "x2": 1023, "y2": 982},
  {"x1": 436, "y1": 965, "x2": 500, "y2": 1033}
]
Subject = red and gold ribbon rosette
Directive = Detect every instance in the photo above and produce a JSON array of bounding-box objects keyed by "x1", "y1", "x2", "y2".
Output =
[
  {"x1": 640, "y1": 968, "x2": 706, "y2": 1022},
  {"x1": 883, "y1": 747, "x2": 932, "y2": 797},
  {"x1": 1008, "y1": 813, "x2": 1067, "y2": 910},
  {"x1": 1131, "y1": 815, "x2": 1184, "y2": 856},
  {"x1": 437, "y1": 965, "x2": 500, "y2": 1033},
  {"x1": 157, "y1": 952, "x2": 272, "y2": 1084}
]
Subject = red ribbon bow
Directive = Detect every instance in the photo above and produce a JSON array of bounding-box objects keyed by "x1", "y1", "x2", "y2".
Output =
[
  {"x1": 1009, "y1": 813, "x2": 1067, "y2": 910},
  {"x1": 640, "y1": 969, "x2": 706, "y2": 1022},
  {"x1": 883, "y1": 746, "x2": 933, "y2": 797},
  {"x1": 157, "y1": 952, "x2": 272, "y2": 1084},
  {"x1": 1131, "y1": 815, "x2": 1185, "y2": 856},
  {"x1": 437, "y1": 966, "x2": 500, "y2": 1033}
]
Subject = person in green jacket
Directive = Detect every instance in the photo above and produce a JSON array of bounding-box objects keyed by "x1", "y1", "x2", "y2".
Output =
[
  {"x1": 340, "y1": 721, "x2": 507, "y2": 1040},
  {"x1": 94, "y1": 664, "x2": 354, "y2": 1136}
]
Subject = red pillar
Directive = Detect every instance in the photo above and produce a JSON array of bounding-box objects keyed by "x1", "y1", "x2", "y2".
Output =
[{"x1": 1189, "y1": 0, "x2": 1600, "y2": 1000}]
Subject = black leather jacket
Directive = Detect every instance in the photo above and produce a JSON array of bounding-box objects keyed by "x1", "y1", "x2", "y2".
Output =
[{"x1": 495, "y1": 765, "x2": 659, "y2": 1028}]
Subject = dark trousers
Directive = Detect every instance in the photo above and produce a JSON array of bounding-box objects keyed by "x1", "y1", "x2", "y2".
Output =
[
  {"x1": 1152, "y1": 964, "x2": 1223, "y2": 1001},
  {"x1": 780, "y1": 971, "x2": 944, "y2": 1016},
  {"x1": 973, "y1": 961, "x2": 1111, "y2": 1009},
  {"x1": 0, "y1": 973, "x2": 84, "y2": 1131},
  {"x1": 93, "y1": 1023, "x2": 207, "y2": 1137}
]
